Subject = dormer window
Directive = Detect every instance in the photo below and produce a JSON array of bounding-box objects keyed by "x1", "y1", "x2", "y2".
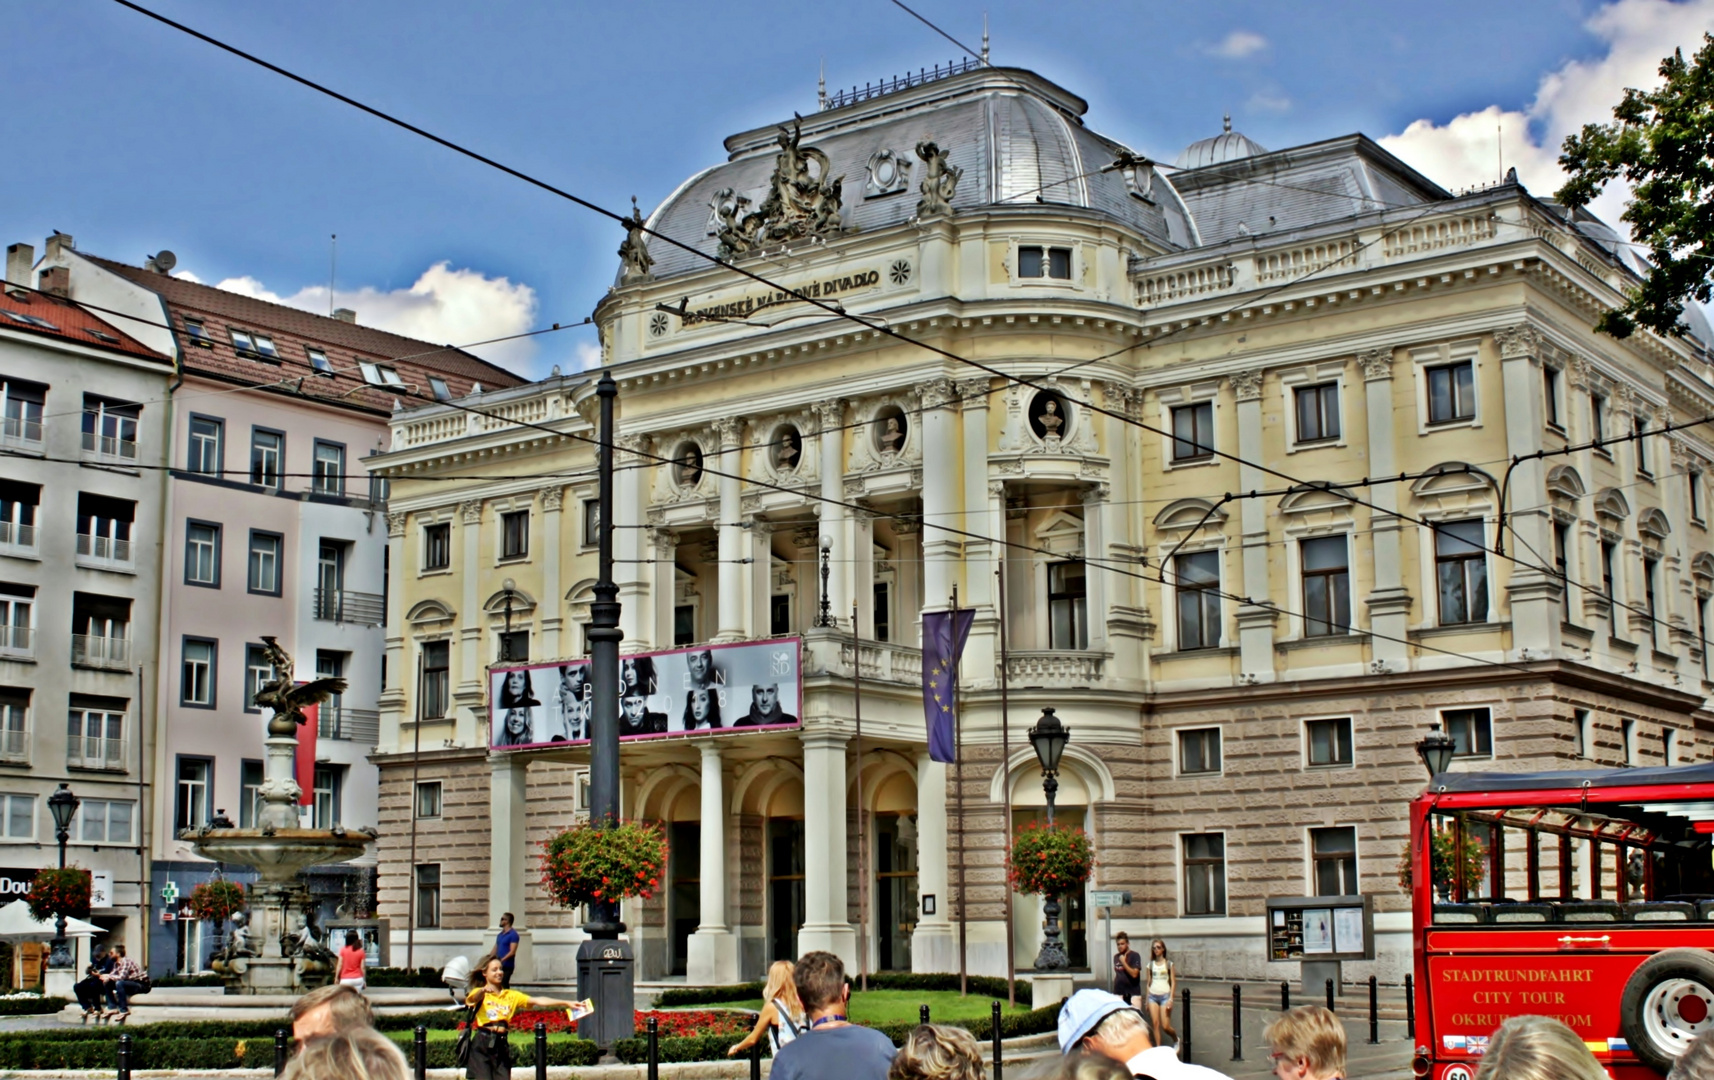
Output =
[{"x1": 307, "y1": 348, "x2": 334, "y2": 375}]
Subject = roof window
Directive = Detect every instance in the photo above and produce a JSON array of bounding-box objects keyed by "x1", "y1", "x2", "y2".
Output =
[
  {"x1": 252, "y1": 334, "x2": 280, "y2": 360},
  {"x1": 230, "y1": 328, "x2": 257, "y2": 356},
  {"x1": 379, "y1": 367, "x2": 404, "y2": 386},
  {"x1": 86, "y1": 328, "x2": 118, "y2": 344},
  {"x1": 2, "y1": 311, "x2": 60, "y2": 331},
  {"x1": 307, "y1": 348, "x2": 334, "y2": 375},
  {"x1": 358, "y1": 362, "x2": 382, "y2": 385},
  {"x1": 429, "y1": 377, "x2": 452, "y2": 401},
  {"x1": 183, "y1": 318, "x2": 212, "y2": 346}
]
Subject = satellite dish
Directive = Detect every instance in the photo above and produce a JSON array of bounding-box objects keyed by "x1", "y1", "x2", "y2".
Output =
[{"x1": 152, "y1": 250, "x2": 177, "y2": 273}]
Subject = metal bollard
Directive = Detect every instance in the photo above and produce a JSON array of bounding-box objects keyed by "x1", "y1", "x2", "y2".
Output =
[
  {"x1": 1281, "y1": 980, "x2": 1290, "y2": 1011},
  {"x1": 413, "y1": 1025, "x2": 427, "y2": 1080},
  {"x1": 750, "y1": 1039, "x2": 762, "y2": 1080},
  {"x1": 535, "y1": 1020, "x2": 548, "y2": 1080},
  {"x1": 647, "y1": 1015, "x2": 659, "y2": 1080},
  {"x1": 1405, "y1": 974, "x2": 1416, "y2": 1039},
  {"x1": 992, "y1": 1000, "x2": 1004, "y2": 1080},
  {"x1": 1231, "y1": 984, "x2": 1242, "y2": 1061},
  {"x1": 1325, "y1": 978, "x2": 1335, "y2": 1013},
  {"x1": 1368, "y1": 976, "x2": 1379, "y2": 1044},
  {"x1": 921, "y1": 1003, "x2": 931, "y2": 1025},
  {"x1": 274, "y1": 1028, "x2": 289, "y2": 1076},
  {"x1": 116, "y1": 1032, "x2": 132, "y2": 1080},
  {"x1": 1181, "y1": 987, "x2": 1192, "y2": 1061}
]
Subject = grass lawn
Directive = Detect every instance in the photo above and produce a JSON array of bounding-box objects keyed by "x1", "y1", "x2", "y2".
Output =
[{"x1": 695, "y1": 989, "x2": 1032, "y2": 1027}]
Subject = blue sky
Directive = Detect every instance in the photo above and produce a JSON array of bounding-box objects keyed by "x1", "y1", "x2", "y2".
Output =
[{"x1": 3, "y1": 0, "x2": 1707, "y2": 376}]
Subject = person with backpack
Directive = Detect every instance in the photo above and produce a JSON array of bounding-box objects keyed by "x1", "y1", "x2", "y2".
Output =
[{"x1": 728, "y1": 960, "x2": 806, "y2": 1057}]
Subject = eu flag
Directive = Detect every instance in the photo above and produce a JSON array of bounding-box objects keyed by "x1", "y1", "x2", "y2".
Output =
[{"x1": 922, "y1": 608, "x2": 975, "y2": 763}]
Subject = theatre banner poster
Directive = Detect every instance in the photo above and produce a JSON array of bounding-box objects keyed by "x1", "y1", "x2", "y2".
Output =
[{"x1": 488, "y1": 636, "x2": 803, "y2": 750}]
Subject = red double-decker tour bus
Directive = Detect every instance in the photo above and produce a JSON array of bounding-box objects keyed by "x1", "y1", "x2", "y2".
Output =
[{"x1": 1411, "y1": 763, "x2": 1714, "y2": 1079}]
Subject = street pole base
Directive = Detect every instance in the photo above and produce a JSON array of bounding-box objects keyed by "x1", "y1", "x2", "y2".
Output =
[{"x1": 1032, "y1": 942, "x2": 1070, "y2": 971}]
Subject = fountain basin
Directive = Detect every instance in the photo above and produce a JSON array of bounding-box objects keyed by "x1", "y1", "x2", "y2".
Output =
[{"x1": 187, "y1": 829, "x2": 371, "y2": 885}]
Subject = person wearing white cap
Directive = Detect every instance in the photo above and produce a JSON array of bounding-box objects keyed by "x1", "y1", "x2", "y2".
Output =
[{"x1": 1057, "y1": 989, "x2": 1234, "y2": 1080}]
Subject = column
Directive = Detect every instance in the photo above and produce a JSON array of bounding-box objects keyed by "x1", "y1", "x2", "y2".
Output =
[
  {"x1": 798, "y1": 732, "x2": 856, "y2": 964},
  {"x1": 1083, "y1": 484, "x2": 1111, "y2": 651},
  {"x1": 893, "y1": 521, "x2": 923, "y2": 643},
  {"x1": 1361, "y1": 350, "x2": 1412, "y2": 669},
  {"x1": 1101, "y1": 385, "x2": 1151, "y2": 682},
  {"x1": 651, "y1": 529, "x2": 678, "y2": 650},
  {"x1": 1230, "y1": 370, "x2": 1278, "y2": 680},
  {"x1": 378, "y1": 511, "x2": 409, "y2": 750},
  {"x1": 910, "y1": 750, "x2": 954, "y2": 972},
  {"x1": 686, "y1": 743, "x2": 740, "y2": 982},
  {"x1": 852, "y1": 509, "x2": 876, "y2": 638},
  {"x1": 816, "y1": 401, "x2": 848, "y2": 624},
  {"x1": 957, "y1": 378, "x2": 997, "y2": 679},
  {"x1": 489, "y1": 753, "x2": 532, "y2": 978},
  {"x1": 1496, "y1": 326, "x2": 1561, "y2": 658},
  {"x1": 615, "y1": 435, "x2": 649, "y2": 649},
  {"x1": 920, "y1": 379, "x2": 961, "y2": 611},
  {"x1": 715, "y1": 419, "x2": 746, "y2": 642},
  {"x1": 456, "y1": 499, "x2": 485, "y2": 745},
  {"x1": 1667, "y1": 438, "x2": 1701, "y2": 679},
  {"x1": 749, "y1": 519, "x2": 773, "y2": 636},
  {"x1": 540, "y1": 487, "x2": 565, "y2": 658}
]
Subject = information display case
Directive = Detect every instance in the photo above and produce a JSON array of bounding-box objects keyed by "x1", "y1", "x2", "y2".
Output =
[{"x1": 1265, "y1": 895, "x2": 1374, "y2": 961}]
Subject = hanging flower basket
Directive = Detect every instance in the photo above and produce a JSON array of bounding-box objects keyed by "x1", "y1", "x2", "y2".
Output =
[
  {"x1": 1396, "y1": 823, "x2": 1487, "y2": 897},
  {"x1": 540, "y1": 820, "x2": 669, "y2": 908},
  {"x1": 26, "y1": 867, "x2": 91, "y2": 923},
  {"x1": 188, "y1": 880, "x2": 247, "y2": 924},
  {"x1": 1006, "y1": 822, "x2": 1094, "y2": 896}
]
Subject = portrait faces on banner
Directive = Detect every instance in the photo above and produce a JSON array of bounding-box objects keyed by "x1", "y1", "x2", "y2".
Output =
[{"x1": 488, "y1": 637, "x2": 802, "y2": 750}]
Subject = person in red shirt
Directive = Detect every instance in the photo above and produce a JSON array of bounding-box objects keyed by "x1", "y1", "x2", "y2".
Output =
[{"x1": 337, "y1": 931, "x2": 367, "y2": 991}]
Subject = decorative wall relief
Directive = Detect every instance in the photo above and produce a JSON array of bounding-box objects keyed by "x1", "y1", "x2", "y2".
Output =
[
  {"x1": 864, "y1": 149, "x2": 912, "y2": 198},
  {"x1": 915, "y1": 141, "x2": 962, "y2": 217}
]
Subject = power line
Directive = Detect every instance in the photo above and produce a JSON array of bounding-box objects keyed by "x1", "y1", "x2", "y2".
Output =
[{"x1": 885, "y1": 0, "x2": 984, "y2": 64}]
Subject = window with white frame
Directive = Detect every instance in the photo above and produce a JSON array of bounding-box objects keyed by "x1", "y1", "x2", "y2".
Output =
[
  {"x1": 181, "y1": 638, "x2": 216, "y2": 707},
  {"x1": 67, "y1": 703, "x2": 125, "y2": 769},
  {"x1": 1306, "y1": 717, "x2": 1354, "y2": 767},
  {"x1": 241, "y1": 759, "x2": 263, "y2": 827},
  {"x1": 1177, "y1": 728, "x2": 1221, "y2": 775},
  {"x1": 176, "y1": 757, "x2": 211, "y2": 830},
  {"x1": 248, "y1": 531, "x2": 282, "y2": 595},
  {"x1": 187, "y1": 416, "x2": 223, "y2": 475},
  {"x1": 1553, "y1": 520, "x2": 1572, "y2": 620},
  {"x1": 1665, "y1": 727, "x2": 1680, "y2": 766},
  {"x1": 1300, "y1": 536, "x2": 1350, "y2": 636},
  {"x1": 0, "y1": 691, "x2": 26, "y2": 760},
  {"x1": 312, "y1": 441, "x2": 345, "y2": 495},
  {"x1": 307, "y1": 347, "x2": 334, "y2": 375},
  {"x1": 313, "y1": 766, "x2": 342, "y2": 828},
  {"x1": 1692, "y1": 470, "x2": 1705, "y2": 525},
  {"x1": 1311, "y1": 826, "x2": 1358, "y2": 896},
  {"x1": 415, "y1": 864, "x2": 442, "y2": 928},
  {"x1": 1644, "y1": 556, "x2": 1661, "y2": 647},
  {"x1": 250, "y1": 428, "x2": 284, "y2": 489},
  {"x1": 0, "y1": 585, "x2": 32, "y2": 655},
  {"x1": 0, "y1": 483, "x2": 38, "y2": 551},
  {"x1": 1171, "y1": 402, "x2": 1215, "y2": 462},
  {"x1": 1294, "y1": 383, "x2": 1340, "y2": 444},
  {"x1": 82, "y1": 395, "x2": 139, "y2": 461},
  {"x1": 185, "y1": 521, "x2": 220, "y2": 586},
  {"x1": 421, "y1": 641, "x2": 450, "y2": 718},
  {"x1": 0, "y1": 795, "x2": 31, "y2": 840},
  {"x1": 1591, "y1": 393, "x2": 1609, "y2": 452},
  {"x1": 582, "y1": 500, "x2": 601, "y2": 547},
  {"x1": 1047, "y1": 561, "x2": 1088, "y2": 650},
  {"x1": 1, "y1": 379, "x2": 45, "y2": 448},
  {"x1": 1174, "y1": 551, "x2": 1221, "y2": 650},
  {"x1": 1426, "y1": 360, "x2": 1476, "y2": 424},
  {"x1": 423, "y1": 522, "x2": 450, "y2": 571},
  {"x1": 1544, "y1": 365, "x2": 1562, "y2": 429},
  {"x1": 1182, "y1": 833, "x2": 1226, "y2": 915},
  {"x1": 500, "y1": 509, "x2": 529, "y2": 560},
  {"x1": 1443, "y1": 707, "x2": 1493, "y2": 757},
  {"x1": 1017, "y1": 245, "x2": 1072, "y2": 280},
  {"x1": 1435, "y1": 520, "x2": 1489, "y2": 624},
  {"x1": 415, "y1": 781, "x2": 443, "y2": 819},
  {"x1": 75, "y1": 799, "x2": 133, "y2": 844}
]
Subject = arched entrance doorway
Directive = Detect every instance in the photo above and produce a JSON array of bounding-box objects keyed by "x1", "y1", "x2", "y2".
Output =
[{"x1": 999, "y1": 752, "x2": 1106, "y2": 972}]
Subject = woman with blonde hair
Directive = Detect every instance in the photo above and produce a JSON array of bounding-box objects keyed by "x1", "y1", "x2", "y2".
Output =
[
  {"x1": 1472, "y1": 1015, "x2": 1606, "y2": 1080},
  {"x1": 728, "y1": 960, "x2": 807, "y2": 1057},
  {"x1": 888, "y1": 1023, "x2": 986, "y2": 1080},
  {"x1": 280, "y1": 1029, "x2": 409, "y2": 1080}
]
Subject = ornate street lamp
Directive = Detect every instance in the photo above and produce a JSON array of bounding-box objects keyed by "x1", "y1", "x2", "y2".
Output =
[
  {"x1": 815, "y1": 534, "x2": 834, "y2": 628},
  {"x1": 47, "y1": 783, "x2": 79, "y2": 968},
  {"x1": 1416, "y1": 724, "x2": 1456, "y2": 780},
  {"x1": 1028, "y1": 708, "x2": 1071, "y2": 971}
]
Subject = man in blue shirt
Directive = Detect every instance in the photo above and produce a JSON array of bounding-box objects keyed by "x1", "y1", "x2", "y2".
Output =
[
  {"x1": 769, "y1": 951, "x2": 896, "y2": 1080},
  {"x1": 495, "y1": 913, "x2": 520, "y2": 989}
]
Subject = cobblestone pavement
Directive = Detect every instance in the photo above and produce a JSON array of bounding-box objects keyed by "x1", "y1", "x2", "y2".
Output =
[{"x1": 1159, "y1": 980, "x2": 1415, "y2": 1080}]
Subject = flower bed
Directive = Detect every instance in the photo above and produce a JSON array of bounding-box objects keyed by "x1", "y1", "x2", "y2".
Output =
[{"x1": 462, "y1": 1008, "x2": 749, "y2": 1039}]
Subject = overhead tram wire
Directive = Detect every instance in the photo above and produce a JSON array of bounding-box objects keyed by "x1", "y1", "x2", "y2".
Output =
[
  {"x1": 884, "y1": 0, "x2": 986, "y2": 66},
  {"x1": 101, "y1": 1, "x2": 1713, "y2": 660}
]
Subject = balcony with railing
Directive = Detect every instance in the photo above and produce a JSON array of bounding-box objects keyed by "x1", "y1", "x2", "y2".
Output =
[
  {"x1": 0, "y1": 624, "x2": 32, "y2": 661},
  {"x1": 319, "y1": 706, "x2": 381, "y2": 745},
  {"x1": 71, "y1": 634, "x2": 130, "y2": 671},
  {"x1": 68, "y1": 735, "x2": 128, "y2": 771},
  {"x1": 0, "y1": 416, "x2": 42, "y2": 453},
  {"x1": 314, "y1": 588, "x2": 385, "y2": 627},
  {"x1": 0, "y1": 521, "x2": 36, "y2": 557},
  {"x1": 76, "y1": 533, "x2": 134, "y2": 571},
  {"x1": 0, "y1": 726, "x2": 27, "y2": 765},
  {"x1": 80, "y1": 429, "x2": 137, "y2": 465},
  {"x1": 1001, "y1": 650, "x2": 1107, "y2": 688}
]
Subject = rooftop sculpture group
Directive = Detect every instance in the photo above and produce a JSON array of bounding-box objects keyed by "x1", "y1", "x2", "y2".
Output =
[{"x1": 714, "y1": 116, "x2": 845, "y2": 257}]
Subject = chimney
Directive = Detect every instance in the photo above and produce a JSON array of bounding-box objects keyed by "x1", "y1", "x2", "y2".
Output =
[
  {"x1": 4, "y1": 244, "x2": 31, "y2": 298},
  {"x1": 44, "y1": 232, "x2": 74, "y2": 261},
  {"x1": 38, "y1": 266, "x2": 70, "y2": 299},
  {"x1": 332, "y1": 307, "x2": 357, "y2": 323}
]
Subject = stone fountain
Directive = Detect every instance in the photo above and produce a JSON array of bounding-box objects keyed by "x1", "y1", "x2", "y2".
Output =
[{"x1": 182, "y1": 638, "x2": 373, "y2": 994}]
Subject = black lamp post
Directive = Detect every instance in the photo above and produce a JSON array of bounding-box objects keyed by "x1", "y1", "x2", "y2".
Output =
[
  {"x1": 46, "y1": 783, "x2": 79, "y2": 968},
  {"x1": 500, "y1": 578, "x2": 518, "y2": 660},
  {"x1": 1028, "y1": 708, "x2": 1071, "y2": 971},
  {"x1": 815, "y1": 534, "x2": 834, "y2": 628},
  {"x1": 1416, "y1": 724, "x2": 1456, "y2": 780}
]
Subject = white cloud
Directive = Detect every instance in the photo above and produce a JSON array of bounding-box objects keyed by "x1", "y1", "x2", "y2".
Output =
[
  {"x1": 1207, "y1": 30, "x2": 1268, "y2": 59},
  {"x1": 1380, "y1": 0, "x2": 1714, "y2": 230},
  {"x1": 575, "y1": 340, "x2": 602, "y2": 370},
  {"x1": 209, "y1": 261, "x2": 540, "y2": 369},
  {"x1": 1247, "y1": 91, "x2": 1293, "y2": 113}
]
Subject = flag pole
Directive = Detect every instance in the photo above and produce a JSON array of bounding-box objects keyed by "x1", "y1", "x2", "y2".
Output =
[
  {"x1": 853, "y1": 602, "x2": 868, "y2": 992},
  {"x1": 997, "y1": 561, "x2": 1015, "y2": 1007},
  {"x1": 953, "y1": 584, "x2": 967, "y2": 996}
]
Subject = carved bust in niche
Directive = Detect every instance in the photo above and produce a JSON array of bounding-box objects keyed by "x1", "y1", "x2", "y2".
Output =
[
  {"x1": 1028, "y1": 392, "x2": 1069, "y2": 442},
  {"x1": 874, "y1": 408, "x2": 908, "y2": 455},
  {"x1": 772, "y1": 425, "x2": 802, "y2": 472},
  {"x1": 673, "y1": 443, "x2": 704, "y2": 488}
]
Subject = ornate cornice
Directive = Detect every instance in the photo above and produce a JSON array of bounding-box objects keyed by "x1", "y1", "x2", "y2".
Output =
[
  {"x1": 459, "y1": 500, "x2": 484, "y2": 525},
  {"x1": 1229, "y1": 369, "x2": 1264, "y2": 402},
  {"x1": 1357, "y1": 348, "x2": 1393, "y2": 382}
]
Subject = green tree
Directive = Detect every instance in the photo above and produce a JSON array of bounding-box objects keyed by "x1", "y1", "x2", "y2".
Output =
[{"x1": 1557, "y1": 33, "x2": 1714, "y2": 339}]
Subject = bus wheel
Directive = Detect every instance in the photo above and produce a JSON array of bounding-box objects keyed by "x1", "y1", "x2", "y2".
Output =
[{"x1": 1620, "y1": 948, "x2": 1714, "y2": 1073}]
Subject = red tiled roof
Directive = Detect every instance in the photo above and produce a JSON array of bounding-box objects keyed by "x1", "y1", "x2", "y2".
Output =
[
  {"x1": 0, "y1": 287, "x2": 169, "y2": 363},
  {"x1": 86, "y1": 254, "x2": 528, "y2": 416}
]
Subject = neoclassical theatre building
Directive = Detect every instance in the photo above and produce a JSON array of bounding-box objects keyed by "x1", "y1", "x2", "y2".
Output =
[{"x1": 369, "y1": 64, "x2": 1714, "y2": 985}]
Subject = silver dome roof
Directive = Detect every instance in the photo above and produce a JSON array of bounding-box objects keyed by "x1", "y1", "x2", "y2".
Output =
[
  {"x1": 631, "y1": 67, "x2": 1197, "y2": 281},
  {"x1": 1175, "y1": 115, "x2": 1268, "y2": 170}
]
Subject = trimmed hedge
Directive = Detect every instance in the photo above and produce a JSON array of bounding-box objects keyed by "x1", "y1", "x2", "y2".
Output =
[
  {"x1": 383, "y1": 1032, "x2": 602, "y2": 1069},
  {"x1": 0, "y1": 995, "x2": 66, "y2": 1015},
  {"x1": 365, "y1": 966, "x2": 445, "y2": 988},
  {"x1": 0, "y1": 1028, "x2": 599, "y2": 1070},
  {"x1": 653, "y1": 972, "x2": 1035, "y2": 1008},
  {"x1": 653, "y1": 981, "x2": 764, "y2": 1007},
  {"x1": 614, "y1": 1033, "x2": 771, "y2": 1064}
]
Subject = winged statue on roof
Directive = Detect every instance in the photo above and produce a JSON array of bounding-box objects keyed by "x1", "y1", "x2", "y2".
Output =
[{"x1": 255, "y1": 635, "x2": 348, "y2": 738}]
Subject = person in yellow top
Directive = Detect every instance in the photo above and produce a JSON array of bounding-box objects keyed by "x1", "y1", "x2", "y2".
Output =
[{"x1": 463, "y1": 955, "x2": 578, "y2": 1079}]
